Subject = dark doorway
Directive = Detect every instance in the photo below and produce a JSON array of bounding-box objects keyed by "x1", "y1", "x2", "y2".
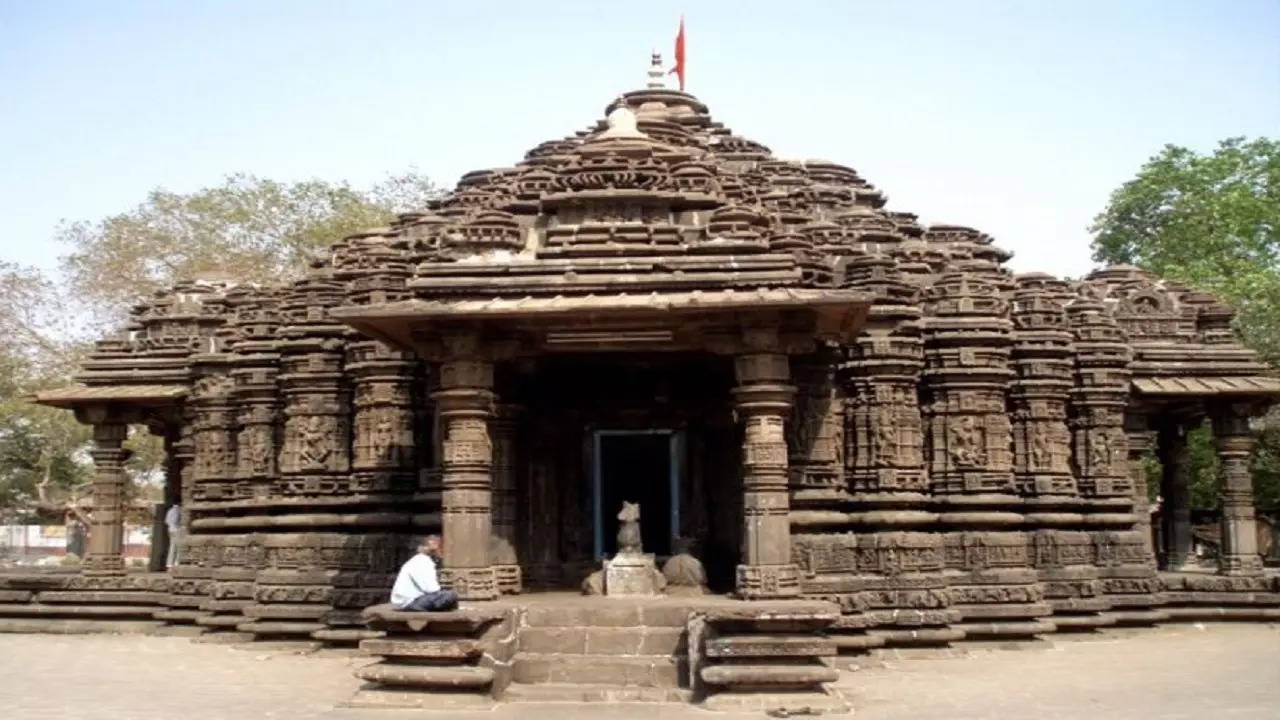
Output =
[{"x1": 593, "y1": 430, "x2": 680, "y2": 559}]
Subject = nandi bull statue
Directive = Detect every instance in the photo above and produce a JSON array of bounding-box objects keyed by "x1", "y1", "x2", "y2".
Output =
[
  {"x1": 582, "y1": 500, "x2": 665, "y2": 596},
  {"x1": 616, "y1": 500, "x2": 643, "y2": 554}
]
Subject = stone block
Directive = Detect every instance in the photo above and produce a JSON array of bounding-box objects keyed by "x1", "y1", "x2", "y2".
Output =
[
  {"x1": 639, "y1": 604, "x2": 692, "y2": 627},
  {"x1": 605, "y1": 553, "x2": 661, "y2": 596},
  {"x1": 705, "y1": 634, "x2": 836, "y2": 658},
  {"x1": 354, "y1": 661, "x2": 494, "y2": 689},
  {"x1": 700, "y1": 663, "x2": 839, "y2": 686},
  {"x1": 584, "y1": 627, "x2": 643, "y2": 655},
  {"x1": 519, "y1": 626, "x2": 586, "y2": 654},
  {"x1": 361, "y1": 637, "x2": 481, "y2": 659}
]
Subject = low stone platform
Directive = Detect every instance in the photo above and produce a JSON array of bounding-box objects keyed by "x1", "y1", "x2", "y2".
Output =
[
  {"x1": 347, "y1": 603, "x2": 517, "y2": 710},
  {"x1": 0, "y1": 570, "x2": 168, "y2": 635}
]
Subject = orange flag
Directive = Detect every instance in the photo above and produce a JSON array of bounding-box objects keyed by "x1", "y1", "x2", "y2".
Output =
[{"x1": 670, "y1": 16, "x2": 686, "y2": 91}]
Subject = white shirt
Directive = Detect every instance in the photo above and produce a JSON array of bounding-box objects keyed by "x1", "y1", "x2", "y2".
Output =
[
  {"x1": 390, "y1": 553, "x2": 440, "y2": 608},
  {"x1": 164, "y1": 506, "x2": 181, "y2": 532}
]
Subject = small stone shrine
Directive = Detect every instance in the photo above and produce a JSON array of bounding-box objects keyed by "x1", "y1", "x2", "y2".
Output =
[{"x1": 3, "y1": 55, "x2": 1278, "y2": 712}]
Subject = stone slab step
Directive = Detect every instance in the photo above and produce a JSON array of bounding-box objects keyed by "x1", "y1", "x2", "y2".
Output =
[
  {"x1": 35, "y1": 591, "x2": 163, "y2": 605},
  {"x1": 522, "y1": 604, "x2": 690, "y2": 628},
  {"x1": 344, "y1": 688, "x2": 494, "y2": 710},
  {"x1": 1163, "y1": 606, "x2": 1280, "y2": 621},
  {"x1": 830, "y1": 633, "x2": 887, "y2": 651},
  {"x1": 512, "y1": 652, "x2": 684, "y2": 688},
  {"x1": 1051, "y1": 613, "x2": 1118, "y2": 630},
  {"x1": 700, "y1": 663, "x2": 839, "y2": 687},
  {"x1": 1110, "y1": 609, "x2": 1170, "y2": 626},
  {"x1": 954, "y1": 620, "x2": 1056, "y2": 639},
  {"x1": 361, "y1": 636, "x2": 482, "y2": 659},
  {"x1": 312, "y1": 628, "x2": 384, "y2": 643},
  {"x1": 152, "y1": 624, "x2": 208, "y2": 637},
  {"x1": 702, "y1": 688, "x2": 849, "y2": 714},
  {"x1": 518, "y1": 626, "x2": 685, "y2": 655},
  {"x1": 0, "y1": 603, "x2": 157, "y2": 618},
  {"x1": 191, "y1": 631, "x2": 255, "y2": 644},
  {"x1": 503, "y1": 683, "x2": 693, "y2": 703},
  {"x1": 237, "y1": 620, "x2": 326, "y2": 635},
  {"x1": 0, "y1": 617, "x2": 161, "y2": 635},
  {"x1": 705, "y1": 634, "x2": 836, "y2": 659},
  {"x1": 0, "y1": 590, "x2": 33, "y2": 603},
  {"x1": 865, "y1": 627, "x2": 965, "y2": 646},
  {"x1": 196, "y1": 614, "x2": 244, "y2": 628},
  {"x1": 154, "y1": 609, "x2": 206, "y2": 622},
  {"x1": 354, "y1": 661, "x2": 495, "y2": 689},
  {"x1": 242, "y1": 603, "x2": 330, "y2": 620}
]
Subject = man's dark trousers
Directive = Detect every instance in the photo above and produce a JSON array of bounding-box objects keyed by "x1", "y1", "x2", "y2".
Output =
[{"x1": 402, "y1": 589, "x2": 458, "y2": 612}]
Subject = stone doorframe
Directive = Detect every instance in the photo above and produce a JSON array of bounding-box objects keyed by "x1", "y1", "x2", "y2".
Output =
[{"x1": 589, "y1": 428, "x2": 683, "y2": 562}]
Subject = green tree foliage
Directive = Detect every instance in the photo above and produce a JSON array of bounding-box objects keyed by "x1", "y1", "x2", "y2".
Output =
[
  {"x1": 2, "y1": 172, "x2": 440, "y2": 521},
  {"x1": 1091, "y1": 137, "x2": 1280, "y2": 361},
  {"x1": 0, "y1": 262, "x2": 91, "y2": 522},
  {"x1": 57, "y1": 171, "x2": 440, "y2": 327},
  {"x1": 1091, "y1": 137, "x2": 1280, "y2": 511}
]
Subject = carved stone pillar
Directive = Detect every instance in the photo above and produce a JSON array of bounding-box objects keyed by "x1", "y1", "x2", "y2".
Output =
[
  {"x1": 84, "y1": 422, "x2": 131, "y2": 576},
  {"x1": 490, "y1": 404, "x2": 523, "y2": 594},
  {"x1": 1211, "y1": 405, "x2": 1263, "y2": 576},
  {"x1": 433, "y1": 347, "x2": 498, "y2": 600},
  {"x1": 732, "y1": 349, "x2": 799, "y2": 599},
  {"x1": 1157, "y1": 423, "x2": 1194, "y2": 570},
  {"x1": 1123, "y1": 414, "x2": 1159, "y2": 564}
]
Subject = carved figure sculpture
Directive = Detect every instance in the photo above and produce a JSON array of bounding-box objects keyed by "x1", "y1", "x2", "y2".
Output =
[
  {"x1": 616, "y1": 501, "x2": 642, "y2": 554},
  {"x1": 299, "y1": 415, "x2": 330, "y2": 467}
]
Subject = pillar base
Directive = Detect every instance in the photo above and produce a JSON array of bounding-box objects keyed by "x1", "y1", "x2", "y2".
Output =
[
  {"x1": 82, "y1": 556, "x2": 126, "y2": 576},
  {"x1": 441, "y1": 567, "x2": 499, "y2": 600},
  {"x1": 1219, "y1": 555, "x2": 1265, "y2": 577},
  {"x1": 735, "y1": 564, "x2": 801, "y2": 599}
]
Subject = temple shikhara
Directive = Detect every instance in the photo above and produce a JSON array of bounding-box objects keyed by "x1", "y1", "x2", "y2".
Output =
[{"x1": 6, "y1": 60, "x2": 1279, "y2": 711}]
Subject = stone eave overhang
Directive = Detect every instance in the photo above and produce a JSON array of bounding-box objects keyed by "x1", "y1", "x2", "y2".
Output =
[
  {"x1": 31, "y1": 384, "x2": 188, "y2": 410},
  {"x1": 1132, "y1": 376, "x2": 1280, "y2": 398},
  {"x1": 332, "y1": 288, "x2": 873, "y2": 355}
]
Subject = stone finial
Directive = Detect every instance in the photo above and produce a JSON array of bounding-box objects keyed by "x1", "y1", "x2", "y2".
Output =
[{"x1": 647, "y1": 50, "x2": 666, "y2": 89}]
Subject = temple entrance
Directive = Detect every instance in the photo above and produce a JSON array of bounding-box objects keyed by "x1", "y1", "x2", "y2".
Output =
[{"x1": 592, "y1": 429, "x2": 682, "y2": 560}]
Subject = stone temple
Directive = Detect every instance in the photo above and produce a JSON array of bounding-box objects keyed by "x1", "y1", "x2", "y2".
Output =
[{"x1": 6, "y1": 63, "x2": 1279, "y2": 711}]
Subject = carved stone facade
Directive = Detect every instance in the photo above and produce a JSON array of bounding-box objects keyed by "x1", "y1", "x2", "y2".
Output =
[{"x1": 29, "y1": 75, "x2": 1278, "y2": 656}]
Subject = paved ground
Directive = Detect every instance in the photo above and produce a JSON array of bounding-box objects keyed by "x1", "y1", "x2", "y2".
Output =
[{"x1": 0, "y1": 624, "x2": 1277, "y2": 719}]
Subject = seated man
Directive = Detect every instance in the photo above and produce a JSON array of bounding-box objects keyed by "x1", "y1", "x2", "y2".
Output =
[{"x1": 390, "y1": 535, "x2": 458, "y2": 612}]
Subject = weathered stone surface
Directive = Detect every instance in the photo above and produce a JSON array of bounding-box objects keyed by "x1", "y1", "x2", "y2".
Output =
[
  {"x1": 705, "y1": 634, "x2": 836, "y2": 658},
  {"x1": 361, "y1": 636, "x2": 482, "y2": 659},
  {"x1": 700, "y1": 663, "x2": 840, "y2": 686},
  {"x1": 353, "y1": 662, "x2": 494, "y2": 688}
]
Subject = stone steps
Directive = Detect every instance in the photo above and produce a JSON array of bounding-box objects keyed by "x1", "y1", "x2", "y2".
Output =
[
  {"x1": 517, "y1": 625, "x2": 685, "y2": 655},
  {"x1": 0, "y1": 603, "x2": 158, "y2": 618},
  {"x1": 522, "y1": 603, "x2": 690, "y2": 628},
  {"x1": 0, "y1": 617, "x2": 161, "y2": 634},
  {"x1": 503, "y1": 682, "x2": 693, "y2": 703},
  {"x1": 511, "y1": 652, "x2": 684, "y2": 688}
]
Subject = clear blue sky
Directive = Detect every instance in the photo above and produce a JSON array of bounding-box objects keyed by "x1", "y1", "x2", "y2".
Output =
[{"x1": 2, "y1": 1, "x2": 1277, "y2": 279}]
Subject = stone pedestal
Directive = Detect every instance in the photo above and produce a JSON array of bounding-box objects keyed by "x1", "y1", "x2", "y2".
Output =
[{"x1": 605, "y1": 553, "x2": 660, "y2": 596}]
